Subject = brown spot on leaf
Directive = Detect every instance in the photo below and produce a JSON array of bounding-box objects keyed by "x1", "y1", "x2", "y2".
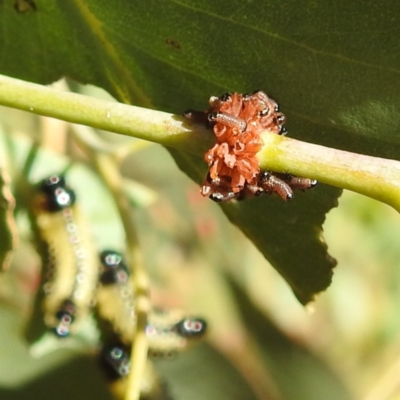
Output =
[
  {"x1": 165, "y1": 38, "x2": 181, "y2": 50},
  {"x1": 14, "y1": 0, "x2": 36, "y2": 13}
]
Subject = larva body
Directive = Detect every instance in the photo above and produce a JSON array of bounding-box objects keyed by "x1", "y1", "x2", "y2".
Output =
[
  {"x1": 97, "y1": 251, "x2": 207, "y2": 355},
  {"x1": 36, "y1": 176, "x2": 99, "y2": 337},
  {"x1": 97, "y1": 250, "x2": 136, "y2": 344},
  {"x1": 99, "y1": 344, "x2": 171, "y2": 400},
  {"x1": 146, "y1": 309, "x2": 207, "y2": 358}
]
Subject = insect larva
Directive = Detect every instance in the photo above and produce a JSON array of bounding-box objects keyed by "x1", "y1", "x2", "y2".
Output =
[
  {"x1": 257, "y1": 171, "x2": 294, "y2": 201},
  {"x1": 201, "y1": 173, "x2": 238, "y2": 202},
  {"x1": 99, "y1": 342, "x2": 131, "y2": 382},
  {"x1": 96, "y1": 250, "x2": 207, "y2": 355},
  {"x1": 208, "y1": 112, "x2": 247, "y2": 132},
  {"x1": 146, "y1": 308, "x2": 207, "y2": 358},
  {"x1": 276, "y1": 173, "x2": 318, "y2": 191},
  {"x1": 35, "y1": 175, "x2": 99, "y2": 337},
  {"x1": 99, "y1": 343, "x2": 173, "y2": 400},
  {"x1": 96, "y1": 250, "x2": 135, "y2": 344}
]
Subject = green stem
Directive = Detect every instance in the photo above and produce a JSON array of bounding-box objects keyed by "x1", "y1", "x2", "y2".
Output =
[
  {"x1": 0, "y1": 74, "x2": 212, "y2": 154},
  {"x1": 1, "y1": 73, "x2": 400, "y2": 212},
  {"x1": 258, "y1": 133, "x2": 400, "y2": 212}
]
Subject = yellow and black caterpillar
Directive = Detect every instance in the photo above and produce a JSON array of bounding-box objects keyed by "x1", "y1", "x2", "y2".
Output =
[
  {"x1": 35, "y1": 175, "x2": 99, "y2": 337},
  {"x1": 96, "y1": 250, "x2": 207, "y2": 356},
  {"x1": 96, "y1": 251, "x2": 207, "y2": 398},
  {"x1": 99, "y1": 342, "x2": 174, "y2": 400},
  {"x1": 96, "y1": 250, "x2": 135, "y2": 344}
]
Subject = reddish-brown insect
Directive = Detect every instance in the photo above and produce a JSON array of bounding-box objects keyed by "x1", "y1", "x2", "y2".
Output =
[{"x1": 184, "y1": 91, "x2": 316, "y2": 202}]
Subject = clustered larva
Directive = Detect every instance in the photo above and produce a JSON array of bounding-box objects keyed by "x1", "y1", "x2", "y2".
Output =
[
  {"x1": 184, "y1": 91, "x2": 317, "y2": 202},
  {"x1": 34, "y1": 178, "x2": 207, "y2": 348},
  {"x1": 32, "y1": 179, "x2": 207, "y2": 399}
]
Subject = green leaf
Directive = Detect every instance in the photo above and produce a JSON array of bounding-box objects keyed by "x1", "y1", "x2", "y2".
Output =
[
  {"x1": 222, "y1": 189, "x2": 339, "y2": 304},
  {"x1": 2, "y1": 1, "x2": 399, "y2": 300}
]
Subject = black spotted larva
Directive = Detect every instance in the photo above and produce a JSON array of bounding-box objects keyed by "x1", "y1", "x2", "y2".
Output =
[
  {"x1": 35, "y1": 175, "x2": 99, "y2": 337},
  {"x1": 96, "y1": 250, "x2": 207, "y2": 355}
]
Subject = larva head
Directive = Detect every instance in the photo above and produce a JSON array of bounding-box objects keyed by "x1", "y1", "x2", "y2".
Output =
[
  {"x1": 174, "y1": 318, "x2": 207, "y2": 338},
  {"x1": 99, "y1": 250, "x2": 130, "y2": 285},
  {"x1": 209, "y1": 191, "x2": 237, "y2": 202},
  {"x1": 219, "y1": 92, "x2": 232, "y2": 102},
  {"x1": 100, "y1": 250, "x2": 124, "y2": 268},
  {"x1": 53, "y1": 299, "x2": 77, "y2": 338},
  {"x1": 99, "y1": 343, "x2": 131, "y2": 381},
  {"x1": 50, "y1": 187, "x2": 76, "y2": 212},
  {"x1": 38, "y1": 175, "x2": 76, "y2": 212}
]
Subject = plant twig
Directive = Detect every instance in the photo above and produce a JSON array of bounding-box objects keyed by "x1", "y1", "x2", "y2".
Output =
[
  {"x1": 0, "y1": 74, "x2": 212, "y2": 154},
  {"x1": 258, "y1": 133, "x2": 400, "y2": 212}
]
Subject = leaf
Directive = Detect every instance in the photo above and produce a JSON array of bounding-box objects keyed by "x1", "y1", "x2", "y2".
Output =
[
  {"x1": 2, "y1": 1, "x2": 399, "y2": 299},
  {"x1": 222, "y1": 190, "x2": 339, "y2": 304},
  {"x1": 0, "y1": 167, "x2": 17, "y2": 272}
]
